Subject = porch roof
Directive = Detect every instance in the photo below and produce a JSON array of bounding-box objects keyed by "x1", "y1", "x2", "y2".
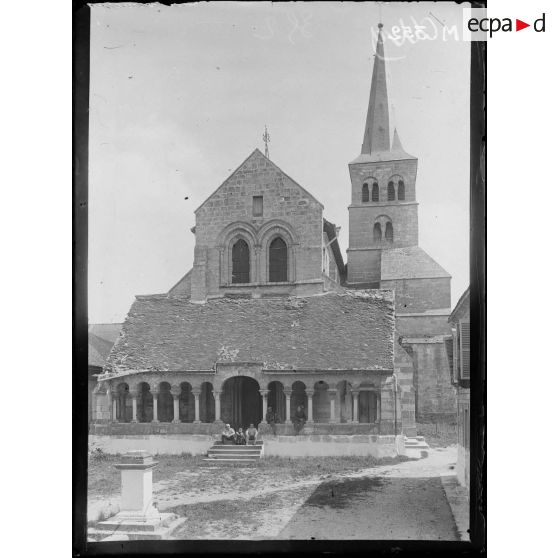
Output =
[{"x1": 106, "y1": 290, "x2": 395, "y2": 374}]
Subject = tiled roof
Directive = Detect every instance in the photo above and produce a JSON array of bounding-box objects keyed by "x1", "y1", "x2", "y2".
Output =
[
  {"x1": 381, "y1": 246, "x2": 451, "y2": 280},
  {"x1": 106, "y1": 291, "x2": 395, "y2": 373},
  {"x1": 88, "y1": 324, "x2": 122, "y2": 367}
]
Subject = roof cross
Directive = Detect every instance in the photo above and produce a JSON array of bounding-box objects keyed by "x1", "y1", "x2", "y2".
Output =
[{"x1": 262, "y1": 125, "x2": 271, "y2": 159}]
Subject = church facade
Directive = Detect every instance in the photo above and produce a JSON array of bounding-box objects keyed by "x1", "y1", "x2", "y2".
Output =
[{"x1": 91, "y1": 25, "x2": 455, "y2": 440}]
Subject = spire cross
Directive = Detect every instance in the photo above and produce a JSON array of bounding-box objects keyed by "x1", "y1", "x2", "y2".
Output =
[{"x1": 262, "y1": 125, "x2": 271, "y2": 159}]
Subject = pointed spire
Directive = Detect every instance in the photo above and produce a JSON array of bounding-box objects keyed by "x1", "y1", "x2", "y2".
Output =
[
  {"x1": 392, "y1": 128, "x2": 403, "y2": 151},
  {"x1": 361, "y1": 23, "x2": 390, "y2": 155}
]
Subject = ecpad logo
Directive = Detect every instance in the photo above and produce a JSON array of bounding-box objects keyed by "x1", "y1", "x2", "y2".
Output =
[{"x1": 468, "y1": 12, "x2": 545, "y2": 38}]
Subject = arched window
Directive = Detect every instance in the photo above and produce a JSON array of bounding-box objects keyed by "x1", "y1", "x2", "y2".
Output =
[
  {"x1": 372, "y1": 182, "x2": 379, "y2": 202},
  {"x1": 361, "y1": 183, "x2": 369, "y2": 203},
  {"x1": 398, "y1": 180, "x2": 405, "y2": 200},
  {"x1": 385, "y1": 221, "x2": 394, "y2": 242},
  {"x1": 232, "y1": 239, "x2": 250, "y2": 283},
  {"x1": 388, "y1": 181, "x2": 395, "y2": 201},
  {"x1": 373, "y1": 222, "x2": 382, "y2": 242},
  {"x1": 269, "y1": 237, "x2": 288, "y2": 282}
]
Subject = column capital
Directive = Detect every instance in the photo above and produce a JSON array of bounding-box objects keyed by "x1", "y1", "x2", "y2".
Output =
[
  {"x1": 351, "y1": 389, "x2": 360, "y2": 397},
  {"x1": 283, "y1": 388, "x2": 292, "y2": 396},
  {"x1": 170, "y1": 387, "x2": 181, "y2": 397},
  {"x1": 191, "y1": 388, "x2": 202, "y2": 397},
  {"x1": 259, "y1": 389, "x2": 270, "y2": 396},
  {"x1": 307, "y1": 389, "x2": 315, "y2": 397},
  {"x1": 151, "y1": 389, "x2": 160, "y2": 396},
  {"x1": 327, "y1": 388, "x2": 338, "y2": 397},
  {"x1": 213, "y1": 390, "x2": 222, "y2": 397}
]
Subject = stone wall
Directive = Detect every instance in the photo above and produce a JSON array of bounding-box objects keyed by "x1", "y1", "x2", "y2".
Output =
[
  {"x1": 192, "y1": 150, "x2": 324, "y2": 301},
  {"x1": 262, "y1": 434, "x2": 406, "y2": 458},
  {"x1": 89, "y1": 434, "x2": 215, "y2": 456},
  {"x1": 382, "y1": 278, "x2": 451, "y2": 313},
  {"x1": 409, "y1": 341, "x2": 456, "y2": 423}
]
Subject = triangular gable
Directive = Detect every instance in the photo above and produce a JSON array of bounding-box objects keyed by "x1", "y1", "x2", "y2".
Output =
[
  {"x1": 381, "y1": 246, "x2": 451, "y2": 280},
  {"x1": 195, "y1": 148, "x2": 323, "y2": 214}
]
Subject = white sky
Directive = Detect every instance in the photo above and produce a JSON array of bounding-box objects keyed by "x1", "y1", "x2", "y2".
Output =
[{"x1": 89, "y1": 1, "x2": 470, "y2": 324}]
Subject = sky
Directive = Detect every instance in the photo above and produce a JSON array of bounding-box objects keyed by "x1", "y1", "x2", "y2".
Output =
[{"x1": 88, "y1": 1, "x2": 470, "y2": 324}]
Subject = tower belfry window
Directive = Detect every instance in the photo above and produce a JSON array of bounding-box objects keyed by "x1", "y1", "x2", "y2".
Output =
[
  {"x1": 362, "y1": 183, "x2": 370, "y2": 203},
  {"x1": 372, "y1": 182, "x2": 379, "y2": 202},
  {"x1": 373, "y1": 223, "x2": 382, "y2": 242},
  {"x1": 232, "y1": 239, "x2": 250, "y2": 283},
  {"x1": 398, "y1": 180, "x2": 405, "y2": 200},
  {"x1": 388, "y1": 182, "x2": 395, "y2": 201},
  {"x1": 385, "y1": 222, "x2": 394, "y2": 242},
  {"x1": 269, "y1": 237, "x2": 288, "y2": 282}
]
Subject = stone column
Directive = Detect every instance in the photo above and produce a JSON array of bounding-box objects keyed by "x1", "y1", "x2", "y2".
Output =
[
  {"x1": 254, "y1": 245, "x2": 262, "y2": 284},
  {"x1": 284, "y1": 388, "x2": 292, "y2": 423},
  {"x1": 112, "y1": 390, "x2": 118, "y2": 422},
  {"x1": 151, "y1": 389, "x2": 159, "y2": 423},
  {"x1": 213, "y1": 390, "x2": 222, "y2": 422},
  {"x1": 351, "y1": 390, "x2": 359, "y2": 424},
  {"x1": 106, "y1": 388, "x2": 113, "y2": 422},
  {"x1": 328, "y1": 389, "x2": 337, "y2": 423},
  {"x1": 171, "y1": 387, "x2": 180, "y2": 424},
  {"x1": 260, "y1": 390, "x2": 269, "y2": 423},
  {"x1": 307, "y1": 390, "x2": 314, "y2": 423},
  {"x1": 192, "y1": 389, "x2": 201, "y2": 424},
  {"x1": 131, "y1": 390, "x2": 138, "y2": 423}
]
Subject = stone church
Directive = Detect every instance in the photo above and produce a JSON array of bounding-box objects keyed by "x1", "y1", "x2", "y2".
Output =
[{"x1": 91, "y1": 25, "x2": 455, "y2": 440}]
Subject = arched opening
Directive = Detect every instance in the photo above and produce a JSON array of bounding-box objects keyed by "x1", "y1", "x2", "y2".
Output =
[
  {"x1": 200, "y1": 382, "x2": 215, "y2": 423},
  {"x1": 336, "y1": 380, "x2": 353, "y2": 423},
  {"x1": 222, "y1": 376, "x2": 262, "y2": 431},
  {"x1": 232, "y1": 238, "x2": 250, "y2": 284},
  {"x1": 179, "y1": 382, "x2": 195, "y2": 423},
  {"x1": 361, "y1": 183, "x2": 370, "y2": 203},
  {"x1": 385, "y1": 221, "x2": 394, "y2": 242},
  {"x1": 313, "y1": 381, "x2": 330, "y2": 422},
  {"x1": 291, "y1": 381, "x2": 307, "y2": 421},
  {"x1": 372, "y1": 182, "x2": 379, "y2": 202},
  {"x1": 158, "y1": 382, "x2": 173, "y2": 423},
  {"x1": 138, "y1": 382, "x2": 153, "y2": 423},
  {"x1": 373, "y1": 222, "x2": 382, "y2": 242},
  {"x1": 268, "y1": 381, "x2": 286, "y2": 423},
  {"x1": 358, "y1": 391, "x2": 378, "y2": 423},
  {"x1": 269, "y1": 237, "x2": 288, "y2": 282},
  {"x1": 116, "y1": 383, "x2": 131, "y2": 422},
  {"x1": 398, "y1": 180, "x2": 405, "y2": 200},
  {"x1": 388, "y1": 181, "x2": 395, "y2": 201}
]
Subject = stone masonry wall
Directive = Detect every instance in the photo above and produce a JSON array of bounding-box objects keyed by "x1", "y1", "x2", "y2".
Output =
[
  {"x1": 382, "y1": 277, "x2": 451, "y2": 313},
  {"x1": 193, "y1": 150, "x2": 323, "y2": 299},
  {"x1": 411, "y1": 341, "x2": 456, "y2": 423}
]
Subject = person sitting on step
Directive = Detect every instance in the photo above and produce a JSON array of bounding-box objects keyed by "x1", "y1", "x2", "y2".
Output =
[
  {"x1": 246, "y1": 423, "x2": 258, "y2": 445},
  {"x1": 235, "y1": 427, "x2": 247, "y2": 445},
  {"x1": 221, "y1": 424, "x2": 236, "y2": 444},
  {"x1": 265, "y1": 406, "x2": 279, "y2": 436}
]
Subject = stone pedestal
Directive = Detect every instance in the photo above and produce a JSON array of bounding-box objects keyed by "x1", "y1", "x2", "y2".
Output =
[{"x1": 92, "y1": 451, "x2": 185, "y2": 540}]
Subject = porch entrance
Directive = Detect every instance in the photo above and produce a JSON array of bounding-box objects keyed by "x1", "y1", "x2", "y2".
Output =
[{"x1": 222, "y1": 376, "x2": 262, "y2": 431}]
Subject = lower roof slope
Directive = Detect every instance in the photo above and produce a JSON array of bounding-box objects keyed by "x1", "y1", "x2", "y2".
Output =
[
  {"x1": 106, "y1": 291, "x2": 395, "y2": 373},
  {"x1": 381, "y1": 246, "x2": 451, "y2": 281}
]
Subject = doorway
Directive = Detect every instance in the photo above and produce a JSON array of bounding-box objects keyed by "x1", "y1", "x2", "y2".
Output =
[{"x1": 222, "y1": 376, "x2": 262, "y2": 430}]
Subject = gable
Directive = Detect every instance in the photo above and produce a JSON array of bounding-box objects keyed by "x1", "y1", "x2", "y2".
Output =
[{"x1": 195, "y1": 149, "x2": 323, "y2": 216}]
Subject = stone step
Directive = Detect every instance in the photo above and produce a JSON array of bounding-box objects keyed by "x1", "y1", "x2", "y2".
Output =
[
  {"x1": 209, "y1": 450, "x2": 262, "y2": 455},
  {"x1": 212, "y1": 442, "x2": 263, "y2": 447},
  {"x1": 208, "y1": 453, "x2": 261, "y2": 459},
  {"x1": 203, "y1": 458, "x2": 260, "y2": 463}
]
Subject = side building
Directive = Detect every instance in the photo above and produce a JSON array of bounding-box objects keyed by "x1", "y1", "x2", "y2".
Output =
[{"x1": 446, "y1": 287, "x2": 470, "y2": 493}]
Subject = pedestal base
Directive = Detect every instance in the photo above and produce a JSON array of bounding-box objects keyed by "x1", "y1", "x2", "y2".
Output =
[{"x1": 89, "y1": 511, "x2": 186, "y2": 541}]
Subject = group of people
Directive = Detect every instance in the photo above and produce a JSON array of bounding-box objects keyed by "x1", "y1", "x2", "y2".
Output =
[
  {"x1": 221, "y1": 404, "x2": 307, "y2": 443},
  {"x1": 221, "y1": 423, "x2": 259, "y2": 445}
]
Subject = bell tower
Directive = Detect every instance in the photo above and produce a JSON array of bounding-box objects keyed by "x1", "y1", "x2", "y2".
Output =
[{"x1": 346, "y1": 24, "x2": 419, "y2": 287}]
